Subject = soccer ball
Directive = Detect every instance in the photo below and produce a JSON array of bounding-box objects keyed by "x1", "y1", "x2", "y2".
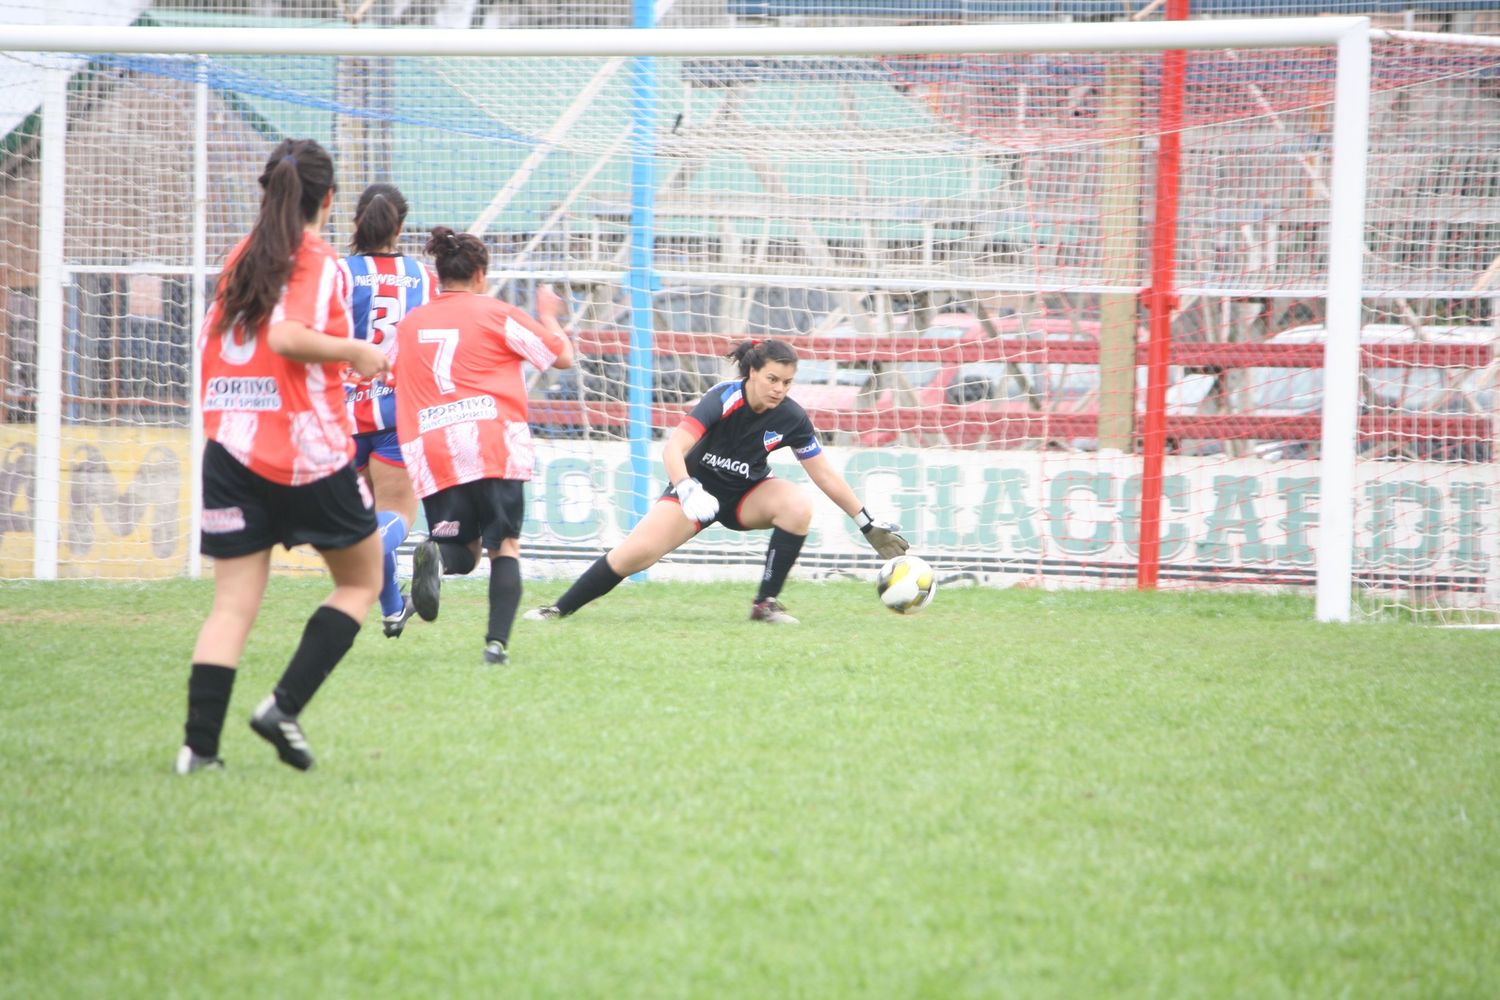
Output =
[{"x1": 876, "y1": 554, "x2": 937, "y2": 614}]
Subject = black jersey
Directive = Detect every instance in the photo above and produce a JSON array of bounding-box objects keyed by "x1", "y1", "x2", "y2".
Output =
[{"x1": 680, "y1": 379, "x2": 823, "y2": 491}]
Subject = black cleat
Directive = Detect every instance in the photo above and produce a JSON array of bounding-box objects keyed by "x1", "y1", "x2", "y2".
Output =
[
  {"x1": 174, "y1": 746, "x2": 225, "y2": 775},
  {"x1": 249, "y1": 695, "x2": 315, "y2": 771},
  {"x1": 382, "y1": 593, "x2": 416, "y2": 638},
  {"x1": 750, "y1": 597, "x2": 799, "y2": 625},
  {"x1": 483, "y1": 640, "x2": 509, "y2": 665},
  {"x1": 411, "y1": 539, "x2": 442, "y2": 622}
]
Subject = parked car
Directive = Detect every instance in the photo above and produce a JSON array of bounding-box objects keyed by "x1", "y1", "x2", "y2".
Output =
[
  {"x1": 787, "y1": 312, "x2": 995, "y2": 444},
  {"x1": 788, "y1": 313, "x2": 1163, "y2": 449},
  {"x1": 1237, "y1": 324, "x2": 1495, "y2": 462},
  {"x1": 527, "y1": 344, "x2": 725, "y2": 439}
]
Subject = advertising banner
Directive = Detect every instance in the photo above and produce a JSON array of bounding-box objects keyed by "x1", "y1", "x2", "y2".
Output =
[
  {"x1": 0, "y1": 426, "x2": 191, "y2": 579},
  {"x1": 526, "y1": 441, "x2": 1500, "y2": 593},
  {"x1": 2, "y1": 429, "x2": 1495, "y2": 596}
]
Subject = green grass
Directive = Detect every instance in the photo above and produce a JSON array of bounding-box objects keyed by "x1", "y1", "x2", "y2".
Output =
[{"x1": 2, "y1": 578, "x2": 1497, "y2": 998}]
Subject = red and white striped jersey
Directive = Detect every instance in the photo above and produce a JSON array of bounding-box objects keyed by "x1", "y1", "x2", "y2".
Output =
[
  {"x1": 392, "y1": 291, "x2": 566, "y2": 498},
  {"x1": 338, "y1": 253, "x2": 436, "y2": 435},
  {"x1": 198, "y1": 231, "x2": 356, "y2": 486}
]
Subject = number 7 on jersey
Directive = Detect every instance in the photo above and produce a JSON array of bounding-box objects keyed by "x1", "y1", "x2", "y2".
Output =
[{"x1": 418, "y1": 328, "x2": 461, "y2": 395}]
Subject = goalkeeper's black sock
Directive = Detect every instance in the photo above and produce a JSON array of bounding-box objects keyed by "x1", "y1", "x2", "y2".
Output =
[
  {"x1": 437, "y1": 541, "x2": 477, "y2": 576},
  {"x1": 555, "y1": 554, "x2": 624, "y2": 616},
  {"x1": 487, "y1": 555, "x2": 522, "y2": 647},
  {"x1": 756, "y1": 528, "x2": 807, "y2": 602},
  {"x1": 273, "y1": 605, "x2": 361, "y2": 716},
  {"x1": 184, "y1": 663, "x2": 236, "y2": 758}
]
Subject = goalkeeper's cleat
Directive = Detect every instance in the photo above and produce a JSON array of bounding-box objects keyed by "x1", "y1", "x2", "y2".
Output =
[
  {"x1": 523, "y1": 605, "x2": 562, "y2": 622},
  {"x1": 411, "y1": 538, "x2": 442, "y2": 622},
  {"x1": 249, "y1": 695, "x2": 316, "y2": 771},
  {"x1": 750, "y1": 597, "x2": 799, "y2": 625},
  {"x1": 174, "y1": 745, "x2": 225, "y2": 775},
  {"x1": 482, "y1": 640, "x2": 509, "y2": 666},
  {"x1": 381, "y1": 593, "x2": 416, "y2": 638}
]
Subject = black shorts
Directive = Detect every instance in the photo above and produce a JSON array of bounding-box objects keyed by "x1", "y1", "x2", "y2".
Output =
[
  {"x1": 422, "y1": 478, "x2": 526, "y2": 552},
  {"x1": 199, "y1": 440, "x2": 377, "y2": 559},
  {"x1": 661, "y1": 476, "x2": 774, "y2": 533}
]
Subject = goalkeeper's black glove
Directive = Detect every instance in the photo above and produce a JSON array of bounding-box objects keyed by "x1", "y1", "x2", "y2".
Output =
[{"x1": 855, "y1": 508, "x2": 908, "y2": 559}]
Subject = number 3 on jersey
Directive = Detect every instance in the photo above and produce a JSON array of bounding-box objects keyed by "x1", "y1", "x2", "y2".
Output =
[
  {"x1": 419, "y1": 328, "x2": 461, "y2": 395},
  {"x1": 369, "y1": 294, "x2": 400, "y2": 346}
]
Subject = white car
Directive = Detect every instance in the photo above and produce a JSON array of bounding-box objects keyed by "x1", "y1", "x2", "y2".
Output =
[{"x1": 1237, "y1": 323, "x2": 1495, "y2": 462}]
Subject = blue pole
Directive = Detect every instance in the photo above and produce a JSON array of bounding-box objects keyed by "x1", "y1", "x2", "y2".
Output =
[{"x1": 625, "y1": 0, "x2": 657, "y2": 531}]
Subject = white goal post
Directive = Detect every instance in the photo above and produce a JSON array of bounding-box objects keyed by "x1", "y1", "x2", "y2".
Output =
[{"x1": 1, "y1": 17, "x2": 1463, "y2": 624}]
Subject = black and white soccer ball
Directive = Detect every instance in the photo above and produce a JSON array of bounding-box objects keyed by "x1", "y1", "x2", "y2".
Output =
[{"x1": 876, "y1": 554, "x2": 936, "y2": 614}]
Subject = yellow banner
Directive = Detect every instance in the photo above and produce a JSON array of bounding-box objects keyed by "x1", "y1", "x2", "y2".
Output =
[
  {"x1": 0, "y1": 426, "x2": 192, "y2": 578},
  {"x1": 0, "y1": 426, "x2": 326, "y2": 579}
]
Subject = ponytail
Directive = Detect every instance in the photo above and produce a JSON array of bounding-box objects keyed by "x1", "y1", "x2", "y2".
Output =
[
  {"x1": 349, "y1": 183, "x2": 409, "y2": 255},
  {"x1": 214, "y1": 138, "x2": 335, "y2": 337}
]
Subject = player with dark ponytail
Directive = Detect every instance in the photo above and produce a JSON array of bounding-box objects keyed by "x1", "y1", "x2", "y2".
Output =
[
  {"x1": 526, "y1": 338, "x2": 907, "y2": 625},
  {"x1": 393, "y1": 226, "x2": 574, "y2": 665},
  {"x1": 210, "y1": 140, "x2": 336, "y2": 341},
  {"x1": 338, "y1": 183, "x2": 436, "y2": 639},
  {"x1": 176, "y1": 139, "x2": 390, "y2": 775}
]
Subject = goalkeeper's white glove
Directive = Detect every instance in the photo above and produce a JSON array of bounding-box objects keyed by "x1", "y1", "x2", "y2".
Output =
[
  {"x1": 856, "y1": 508, "x2": 908, "y2": 559},
  {"x1": 674, "y1": 477, "x2": 720, "y2": 524}
]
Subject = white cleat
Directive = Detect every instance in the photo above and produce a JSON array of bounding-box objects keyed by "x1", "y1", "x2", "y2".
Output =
[{"x1": 174, "y1": 745, "x2": 225, "y2": 775}]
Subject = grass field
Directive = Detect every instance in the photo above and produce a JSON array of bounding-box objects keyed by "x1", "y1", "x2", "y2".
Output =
[{"x1": 2, "y1": 577, "x2": 1497, "y2": 998}]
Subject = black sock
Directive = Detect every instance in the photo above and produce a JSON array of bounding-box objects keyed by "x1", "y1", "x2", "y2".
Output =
[
  {"x1": 487, "y1": 555, "x2": 522, "y2": 647},
  {"x1": 755, "y1": 528, "x2": 807, "y2": 602},
  {"x1": 438, "y1": 541, "x2": 477, "y2": 576},
  {"x1": 555, "y1": 554, "x2": 624, "y2": 616},
  {"x1": 273, "y1": 606, "x2": 361, "y2": 716},
  {"x1": 184, "y1": 663, "x2": 236, "y2": 758}
]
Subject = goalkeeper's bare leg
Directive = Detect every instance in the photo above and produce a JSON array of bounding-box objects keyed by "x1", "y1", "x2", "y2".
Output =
[{"x1": 526, "y1": 500, "x2": 700, "y2": 619}]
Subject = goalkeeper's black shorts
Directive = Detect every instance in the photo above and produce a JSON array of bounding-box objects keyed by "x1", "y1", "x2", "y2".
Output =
[{"x1": 659, "y1": 475, "x2": 776, "y2": 532}]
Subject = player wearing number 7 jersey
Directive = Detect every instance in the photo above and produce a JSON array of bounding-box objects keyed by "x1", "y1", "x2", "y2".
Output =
[
  {"x1": 338, "y1": 184, "x2": 437, "y2": 640},
  {"x1": 392, "y1": 226, "x2": 574, "y2": 665}
]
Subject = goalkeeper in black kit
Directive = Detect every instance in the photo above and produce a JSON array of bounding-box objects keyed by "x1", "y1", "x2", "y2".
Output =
[{"x1": 525, "y1": 338, "x2": 908, "y2": 625}]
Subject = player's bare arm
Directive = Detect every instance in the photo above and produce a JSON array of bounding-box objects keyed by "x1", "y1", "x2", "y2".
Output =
[
  {"x1": 801, "y1": 451, "x2": 908, "y2": 558},
  {"x1": 799, "y1": 451, "x2": 863, "y2": 517},
  {"x1": 536, "y1": 285, "x2": 577, "y2": 370},
  {"x1": 269, "y1": 320, "x2": 389, "y2": 377},
  {"x1": 662, "y1": 424, "x2": 719, "y2": 524},
  {"x1": 661, "y1": 424, "x2": 702, "y2": 487}
]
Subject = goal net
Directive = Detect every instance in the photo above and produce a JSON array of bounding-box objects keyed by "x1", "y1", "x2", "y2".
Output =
[{"x1": 1, "y1": 18, "x2": 1496, "y2": 623}]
